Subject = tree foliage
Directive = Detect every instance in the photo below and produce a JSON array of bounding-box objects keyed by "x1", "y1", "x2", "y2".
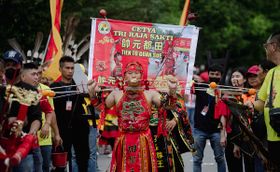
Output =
[
  {"x1": 1, "y1": 0, "x2": 280, "y2": 67},
  {"x1": 191, "y1": 0, "x2": 280, "y2": 67}
]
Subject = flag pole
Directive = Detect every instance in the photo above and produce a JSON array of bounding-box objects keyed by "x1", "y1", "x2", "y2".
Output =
[
  {"x1": 42, "y1": 30, "x2": 51, "y2": 63},
  {"x1": 179, "y1": 0, "x2": 191, "y2": 26}
]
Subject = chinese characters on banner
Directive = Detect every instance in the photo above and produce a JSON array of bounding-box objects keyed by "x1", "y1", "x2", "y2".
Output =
[{"x1": 88, "y1": 18, "x2": 199, "y2": 93}]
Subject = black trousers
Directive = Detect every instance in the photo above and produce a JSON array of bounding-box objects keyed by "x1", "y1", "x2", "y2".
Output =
[
  {"x1": 54, "y1": 124, "x2": 89, "y2": 172},
  {"x1": 225, "y1": 142, "x2": 243, "y2": 172},
  {"x1": 225, "y1": 141, "x2": 255, "y2": 172},
  {"x1": 268, "y1": 140, "x2": 280, "y2": 171}
]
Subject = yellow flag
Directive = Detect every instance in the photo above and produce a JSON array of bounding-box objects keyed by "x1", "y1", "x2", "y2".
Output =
[{"x1": 44, "y1": 0, "x2": 64, "y2": 81}]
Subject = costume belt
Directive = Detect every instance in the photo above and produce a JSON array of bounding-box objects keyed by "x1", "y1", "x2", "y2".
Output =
[{"x1": 120, "y1": 127, "x2": 149, "y2": 134}]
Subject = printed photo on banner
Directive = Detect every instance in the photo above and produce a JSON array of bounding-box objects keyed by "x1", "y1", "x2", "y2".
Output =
[{"x1": 88, "y1": 18, "x2": 199, "y2": 93}]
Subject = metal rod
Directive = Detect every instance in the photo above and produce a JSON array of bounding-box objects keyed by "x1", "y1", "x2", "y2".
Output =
[
  {"x1": 45, "y1": 84, "x2": 84, "y2": 90},
  {"x1": 194, "y1": 82, "x2": 254, "y2": 91},
  {"x1": 42, "y1": 92, "x2": 81, "y2": 100}
]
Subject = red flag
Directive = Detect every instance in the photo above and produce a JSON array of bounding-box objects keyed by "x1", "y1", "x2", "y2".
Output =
[{"x1": 44, "y1": 0, "x2": 63, "y2": 81}]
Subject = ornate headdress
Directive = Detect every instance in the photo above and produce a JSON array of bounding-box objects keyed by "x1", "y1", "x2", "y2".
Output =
[
  {"x1": 62, "y1": 16, "x2": 90, "y2": 62},
  {"x1": 7, "y1": 32, "x2": 44, "y2": 66}
]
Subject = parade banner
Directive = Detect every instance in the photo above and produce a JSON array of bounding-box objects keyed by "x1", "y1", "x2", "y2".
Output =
[{"x1": 88, "y1": 18, "x2": 199, "y2": 93}]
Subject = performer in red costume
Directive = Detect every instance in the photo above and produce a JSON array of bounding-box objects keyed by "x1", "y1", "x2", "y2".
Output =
[{"x1": 88, "y1": 62, "x2": 178, "y2": 172}]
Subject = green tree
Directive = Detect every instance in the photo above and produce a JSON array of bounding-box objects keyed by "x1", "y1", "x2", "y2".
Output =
[
  {"x1": 0, "y1": 0, "x2": 181, "y2": 55},
  {"x1": 1, "y1": 0, "x2": 280, "y2": 67},
  {"x1": 0, "y1": 0, "x2": 50, "y2": 53},
  {"x1": 190, "y1": 0, "x2": 280, "y2": 67}
]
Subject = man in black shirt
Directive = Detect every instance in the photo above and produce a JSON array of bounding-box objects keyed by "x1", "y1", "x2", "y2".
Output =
[
  {"x1": 50, "y1": 56, "x2": 89, "y2": 172},
  {"x1": 193, "y1": 64, "x2": 226, "y2": 172}
]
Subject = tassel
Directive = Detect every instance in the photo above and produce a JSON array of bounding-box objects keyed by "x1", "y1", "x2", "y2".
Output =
[
  {"x1": 97, "y1": 104, "x2": 105, "y2": 131},
  {"x1": 157, "y1": 108, "x2": 167, "y2": 137},
  {"x1": 97, "y1": 92, "x2": 110, "y2": 131}
]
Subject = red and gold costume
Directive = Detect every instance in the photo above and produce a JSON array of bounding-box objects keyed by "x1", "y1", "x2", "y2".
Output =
[
  {"x1": 0, "y1": 84, "x2": 42, "y2": 170},
  {"x1": 110, "y1": 91, "x2": 157, "y2": 172},
  {"x1": 98, "y1": 106, "x2": 119, "y2": 148},
  {"x1": 108, "y1": 62, "x2": 157, "y2": 172}
]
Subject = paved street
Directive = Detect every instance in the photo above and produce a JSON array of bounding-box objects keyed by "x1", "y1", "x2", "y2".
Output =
[{"x1": 97, "y1": 140, "x2": 217, "y2": 172}]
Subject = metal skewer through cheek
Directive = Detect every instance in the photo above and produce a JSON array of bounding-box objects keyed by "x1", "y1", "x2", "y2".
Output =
[{"x1": 38, "y1": 86, "x2": 252, "y2": 100}]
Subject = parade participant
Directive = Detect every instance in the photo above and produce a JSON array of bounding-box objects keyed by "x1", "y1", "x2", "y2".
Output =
[
  {"x1": 2, "y1": 50, "x2": 61, "y2": 172},
  {"x1": 252, "y1": 60, "x2": 276, "y2": 147},
  {"x1": 248, "y1": 62, "x2": 275, "y2": 172},
  {"x1": 71, "y1": 97, "x2": 98, "y2": 172},
  {"x1": 0, "y1": 50, "x2": 36, "y2": 171},
  {"x1": 149, "y1": 75, "x2": 195, "y2": 172},
  {"x1": 247, "y1": 64, "x2": 267, "y2": 142},
  {"x1": 247, "y1": 65, "x2": 262, "y2": 90},
  {"x1": 15, "y1": 62, "x2": 61, "y2": 172},
  {"x1": 71, "y1": 63, "x2": 98, "y2": 172},
  {"x1": 50, "y1": 56, "x2": 89, "y2": 172},
  {"x1": 0, "y1": 50, "x2": 22, "y2": 130},
  {"x1": 37, "y1": 65, "x2": 62, "y2": 172},
  {"x1": 19, "y1": 62, "x2": 56, "y2": 172},
  {"x1": 251, "y1": 32, "x2": 280, "y2": 171},
  {"x1": 98, "y1": 106, "x2": 119, "y2": 157},
  {"x1": 246, "y1": 65, "x2": 266, "y2": 172},
  {"x1": 2, "y1": 50, "x2": 23, "y2": 85},
  {"x1": 88, "y1": 62, "x2": 178, "y2": 172},
  {"x1": 82, "y1": 98, "x2": 98, "y2": 171},
  {"x1": 5, "y1": 62, "x2": 43, "y2": 171},
  {"x1": 192, "y1": 63, "x2": 226, "y2": 172},
  {"x1": 219, "y1": 67, "x2": 255, "y2": 172}
]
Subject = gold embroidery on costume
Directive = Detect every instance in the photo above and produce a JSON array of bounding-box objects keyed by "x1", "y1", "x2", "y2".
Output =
[{"x1": 5, "y1": 85, "x2": 42, "y2": 106}]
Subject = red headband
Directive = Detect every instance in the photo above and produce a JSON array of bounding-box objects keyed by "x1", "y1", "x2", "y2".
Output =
[{"x1": 124, "y1": 62, "x2": 143, "y2": 74}]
